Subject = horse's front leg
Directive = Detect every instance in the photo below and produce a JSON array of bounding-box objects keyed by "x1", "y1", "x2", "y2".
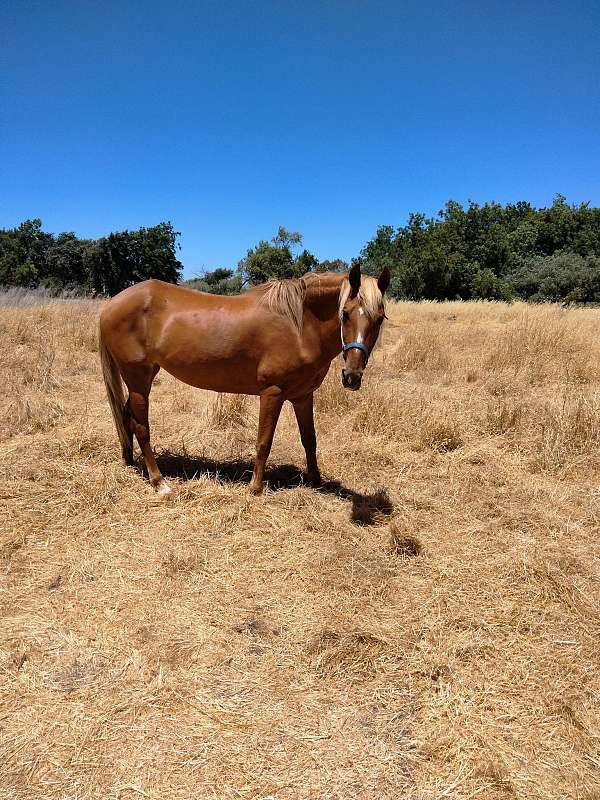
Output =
[
  {"x1": 292, "y1": 392, "x2": 321, "y2": 487},
  {"x1": 249, "y1": 387, "x2": 284, "y2": 495}
]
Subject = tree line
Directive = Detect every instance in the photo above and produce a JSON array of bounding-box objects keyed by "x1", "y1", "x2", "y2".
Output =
[
  {"x1": 356, "y1": 195, "x2": 600, "y2": 303},
  {"x1": 0, "y1": 219, "x2": 182, "y2": 295},
  {"x1": 2, "y1": 196, "x2": 599, "y2": 302}
]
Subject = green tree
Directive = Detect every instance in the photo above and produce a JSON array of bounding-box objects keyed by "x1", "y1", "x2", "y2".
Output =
[
  {"x1": 316, "y1": 259, "x2": 348, "y2": 272},
  {"x1": 506, "y1": 253, "x2": 600, "y2": 303},
  {"x1": 271, "y1": 226, "x2": 303, "y2": 250},
  {"x1": 0, "y1": 219, "x2": 52, "y2": 286},
  {"x1": 237, "y1": 227, "x2": 318, "y2": 286},
  {"x1": 44, "y1": 232, "x2": 90, "y2": 289},
  {"x1": 183, "y1": 268, "x2": 242, "y2": 295},
  {"x1": 470, "y1": 267, "x2": 514, "y2": 301},
  {"x1": 0, "y1": 219, "x2": 182, "y2": 294},
  {"x1": 88, "y1": 222, "x2": 182, "y2": 295}
]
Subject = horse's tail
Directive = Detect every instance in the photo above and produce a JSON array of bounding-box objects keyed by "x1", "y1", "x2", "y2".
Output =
[{"x1": 99, "y1": 331, "x2": 130, "y2": 459}]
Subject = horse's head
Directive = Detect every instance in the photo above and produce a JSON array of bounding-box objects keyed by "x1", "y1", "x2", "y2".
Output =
[{"x1": 339, "y1": 264, "x2": 391, "y2": 390}]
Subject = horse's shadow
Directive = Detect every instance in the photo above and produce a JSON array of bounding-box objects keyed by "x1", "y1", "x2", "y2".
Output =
[{"x1": 152, "y1": 450, "x2": 393, "y2": 527}]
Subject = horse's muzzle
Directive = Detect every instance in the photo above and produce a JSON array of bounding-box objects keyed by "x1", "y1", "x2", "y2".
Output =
[{"x1": 341, "y1": 368, "x2": 362, "y2": 391}]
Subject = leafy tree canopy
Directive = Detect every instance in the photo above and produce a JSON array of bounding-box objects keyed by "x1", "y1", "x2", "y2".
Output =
[
  {"x1": 356, "y1": 196, "x2": 600, "y2": 302},
  {"x1": 0, "y1": 220, "x2": 182, "y2": 295},
  {"x1": 183, "y1": 268, "x2": 242, "y2": 296},
  {"x1": 316, "y1": 258, "x2": 349, "y2": 273},
  {"x1": 237, "y1": 227, "x2": 319, "y2": 286}
]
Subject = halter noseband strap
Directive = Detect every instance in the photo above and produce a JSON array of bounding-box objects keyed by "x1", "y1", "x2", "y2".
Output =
[{"x1": 342, "y1": 340, "x2": 370, "y2": 365}]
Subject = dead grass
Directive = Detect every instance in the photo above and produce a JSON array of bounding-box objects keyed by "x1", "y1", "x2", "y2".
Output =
[
  {"x1": 528, "y1": 391, "x2": 600, "y2": 472},
  {"x1": 393, "y1": 322, "x2": 453, "y2": 378},
  {"x1": 207, "y1": 391, "x2": 249, "y2": 428},
  {"x1": 1, "y1": 296, "x2": 600, "y2": 798},
  {"x1": 389, "y1": 520, "x2": 422, "y2": 557},
  {"x1": 487, "y1": 304, "x2": 597, "y2": 385},
  {"x1": 4, "y1": 393, "x2": 65, "y2": 435}
]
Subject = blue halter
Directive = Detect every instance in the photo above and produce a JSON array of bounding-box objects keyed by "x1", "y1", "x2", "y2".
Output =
[{"x1": 343, "y1": 340, "x2": 370, "y2": 365}]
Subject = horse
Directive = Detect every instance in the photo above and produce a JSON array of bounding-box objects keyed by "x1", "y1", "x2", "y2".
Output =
[{"x1": 99, "y1": 264, "x2": 390, "y2": 496}]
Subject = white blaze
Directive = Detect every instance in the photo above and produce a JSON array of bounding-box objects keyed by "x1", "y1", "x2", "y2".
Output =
[{"x1": 357, "y1": 305, "x2": 364, "y2": 341}]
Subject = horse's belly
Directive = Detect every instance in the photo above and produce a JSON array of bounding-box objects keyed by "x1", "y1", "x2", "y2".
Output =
[
  {"x1": 155, "y1": 314, "x2": 333, "y2": 397},
  {"x1": 162, "y1": 360, "x2": 261, "y2": 395}
]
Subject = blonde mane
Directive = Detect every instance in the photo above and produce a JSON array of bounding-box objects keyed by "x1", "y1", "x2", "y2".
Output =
[
  {"x1": 338, "y1": 275, "x2": 385, "y2": 321},
  {"x1": 253, "y1": 273, "x2": 323, "y2": 333},
  {"x1": 254, "y1": 272, "x2": 384, "y2": 333}
]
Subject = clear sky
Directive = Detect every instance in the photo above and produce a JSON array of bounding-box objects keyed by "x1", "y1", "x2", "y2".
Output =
[{"x1": 2, "y1": 1, "x2": 599, "y2": 278}]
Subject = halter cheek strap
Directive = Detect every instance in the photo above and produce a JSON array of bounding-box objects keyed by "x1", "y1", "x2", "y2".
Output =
[{"x1": 343, "y1": 340, "x2": 370, "y2": 365}]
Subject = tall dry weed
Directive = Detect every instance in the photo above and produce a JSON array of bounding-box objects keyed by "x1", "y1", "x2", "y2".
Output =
[
  {"x1": 529, "y1": 392, "x2": 600, "y2": 472},
  {"x1": 485, "y1": 395, "x2": 525, "y2": 435},
  {"x1": 488, "y1": 307, "x2": 594, "y2": 384},
  {"x1": 60, "y1": 304, "x2": 99, "y2": 353},
  {"x1": 314, "y1": 366, "x2": 354, "y2": 414},
  {"x1": 21, "y1": 340, "x2": 59, "y2": 390},
  {"x1": 4, "y1": 394, "x2": 65, "y2": 436},
  {"x1": 393, "y1": 324, "x2": 452, "y2": 377},
  {"x1": 207, "y1": 392, "x2": 249, "y2": 428}
]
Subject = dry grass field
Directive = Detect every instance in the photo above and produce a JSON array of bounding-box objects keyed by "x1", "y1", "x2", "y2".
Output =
[{"x1": 2, "y1": 293, "x2": 600, "y2": 799}]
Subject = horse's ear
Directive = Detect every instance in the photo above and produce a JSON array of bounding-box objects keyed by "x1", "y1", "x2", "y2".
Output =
[
  {"x1": 378, "y1": 266, "x2": 391, "y2": 295},
  {"x1": 349, "y1": 263, "x2": 361, "y2": 298}
]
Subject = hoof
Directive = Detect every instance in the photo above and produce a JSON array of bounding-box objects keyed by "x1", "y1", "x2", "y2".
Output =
[
  {"x1": 155, "y1": 480, "x2": 172, "y2": 496},
  {"x1": 308, "y1": 473, "x2": 322, "y2": 488},
  {"x1": 249, "y1": 482, "x2": 263, "y2": 495}
]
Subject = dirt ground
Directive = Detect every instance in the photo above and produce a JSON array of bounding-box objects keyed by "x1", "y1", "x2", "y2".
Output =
[{"x1": 1, "y1": 295, "x2": 600, "y2": 799}]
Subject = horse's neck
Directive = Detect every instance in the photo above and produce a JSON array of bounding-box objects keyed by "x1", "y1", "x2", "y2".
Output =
[{"x1": 303, "y1": 274, "x2": 344, "y2": 358}]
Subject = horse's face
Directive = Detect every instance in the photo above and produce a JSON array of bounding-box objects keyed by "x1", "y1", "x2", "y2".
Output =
[{"x1": 340, "y1": 265, "x2": 391, "y2": 390}]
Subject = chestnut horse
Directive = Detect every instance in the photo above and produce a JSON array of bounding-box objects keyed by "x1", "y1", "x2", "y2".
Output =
[{"x1": 99, "y1": 264, "x2": 390, "y2": 495}]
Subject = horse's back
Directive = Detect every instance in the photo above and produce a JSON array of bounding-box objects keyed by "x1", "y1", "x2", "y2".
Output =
[{"x1": 98, "y1": 280, "x2": 301, "y2": 393}]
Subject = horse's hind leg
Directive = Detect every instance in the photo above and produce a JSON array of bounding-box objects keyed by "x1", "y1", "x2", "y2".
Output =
[{"x1": 124, "y1": 365, "x2": 171, "y2": 495}]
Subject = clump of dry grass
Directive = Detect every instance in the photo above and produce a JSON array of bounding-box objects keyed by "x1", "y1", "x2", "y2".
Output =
[
  {"x1": 351, "y1": 487, "x2": 393, "y2": 525},
  {"x1": 416, "y1": 410, "x2": 463, "y2": 452},
  {"x1": 394, "y1": 323, "x2": 453, "y2": 377},
  {"x1": 306, "y1": 629, "x2": 388, "y2": 679},
  {"x1": 171, "y1": 382, "x2": 196, "y2": 413},
  {"x1": 350, "y1": 382, "x2": 409, "y2": 439},
  {"x1": 529, "y1": 391, "x2": 600, "y2": 472},
  {"x1": 487, "y1": 305, "x2": 596, "y2": 384},
  {"x1": 314, "y1": 365, "x2": 354, "y2": 413},
  {"x1": 485, "y1": 395, "x2": 525, "y2": 435},
  {"x1": 2, "y1": 295, "x2": 600, "y2": 799},
  {"x1": 161, "y1": 545, "x2": 207, "y2": 577},
  {"x1": 206, "y1": 391, "x2": 249, "y2": 428},
  {"x1": 4, "y1": 394, "x2": 65, "y2": 435},
  {"x1": 389, "y1": 519, "x2": 422, "y2": 556}
]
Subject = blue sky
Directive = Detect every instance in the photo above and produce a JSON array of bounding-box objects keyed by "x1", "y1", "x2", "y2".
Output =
[{"x1": 2, "y1": 0, "x2": 599, "y2": 278}]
